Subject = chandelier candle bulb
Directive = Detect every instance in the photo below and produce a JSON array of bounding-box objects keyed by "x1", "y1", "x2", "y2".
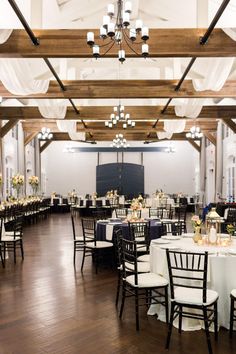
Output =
[
  {"x1": 105, "y1": 121, "x2": 109, "y2": 126},
  {"x1": 135, "y1": 19, "x2": 143, "y2": 31},
  {"x1": 125, "y1": 113, "x2": 130, "y2": 119},
  {"x1": 131, "y1": 121, "x2": 136, "y2": 127},
  {"x1": 93, "y1": 45, "x2": 100, "y2": 58},
  {"x1": 87, "y1": 32, "x2": 94, "y2": 45},
  {"x1": 107, "y1": 22, "x2": 115, "y2": 37},
  {"x1": 141, "y1": 27, "x2": 149, "y2": 41},
  {"x1": 118, "y1": 49, "x2": 125, "y2": 62},
  {"x1": 129, "y1": 28, "x2": 136, "y2": 41},
  {"x1": 142, "y1": 43, "x2": 149, "y2": 56},
  {"x1": 124, "y1": 1, "x2": 132, "y2": 13},
  {"x1": 114, "y1": 106, "x2": 118, "y2": 112},
  {"x1": 127, "y1": 119, "x2": 132, "y2": 125},
  {"x1": 107, "y1": 3, "x2": 115, "y2": 16},
  {"x1": 110, "y1": 113, "x2": 115, "y2": 119},
  {"x1": 103, "y1": 15, "x2": 110, "y2": 28},
  {"x1": 120, "y1": 105, "x2": 124, "y2": 111},
  {"x1": 100, "y1": 26, "x2": 107, "y2": 39},
  {"x1": 123, "y1": 12, "x2": 130, "y2": 26},
  {"x1": 123, "y1": 123, "x2": 127, "y2": 128}
]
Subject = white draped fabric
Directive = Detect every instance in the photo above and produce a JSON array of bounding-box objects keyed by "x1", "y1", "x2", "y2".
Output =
[
  {"x1": 69, "y1": 131, "x2": 86, "y2": 141},
  {"x1": 192, "y1": 58, "x2": 234, "y2": 92},
  {"x1": 0, "y1": 29, "x2": 12, "y2": 44},
  {"x1": 175, "y1": 58, "x2": 234, "y2": 120},
  {"x1": 156, "y1": 132, "x2": 173, "y2": 140},
  {"x1": 223, "y1": 28, "x2": 236, "y2": 41},
  {"x1": 164, "y1": 119, "x2": 186, "y2": 135},
  {"x1": 38, "y1": 99, "x2": 67, "y2": 119},
  {"x1": 56, "y1": 120, "x2": 86, "y2": 141},
  {"x1": 215, "y1": 121, "x2": 223, "y2": 202},
  {"x1": 57, "y1": 120, "x2": 76, "y2": 133},
  {"x1": 0, "y1": 59, "x2": 49, "y2": 95},
  {"x1": 175, "y1": 99, "x2": 205, "y2": 119}
]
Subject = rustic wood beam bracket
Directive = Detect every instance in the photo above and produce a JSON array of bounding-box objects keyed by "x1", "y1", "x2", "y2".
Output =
[
  {"x1": 204, "y1": 131, "x2": 216, "y2": 145},
  {"x1": 188, "y1": 139, "x2": 201, "y2": 153},
  {"x1": 0, "y1": 119, "x2": 19, "y2": 138},
  {"x1": 40, "y1": 140, "x2": 52, "y2": 153},
  {"x1": 24, "y1": 132, "x2": 38, "y2": 146},
  {"x1": 221, "y1": 118, "x2": 236, "y2": 134}
]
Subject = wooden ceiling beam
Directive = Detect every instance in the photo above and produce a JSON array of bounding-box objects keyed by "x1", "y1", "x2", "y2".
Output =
[
  {"x1": 0, "y1": 119, "x2": 19, "y2": 138},
  {"x1": 221, "y1": 118, "x2": 236, "y2": 134},
  {"x1": 50, "y1": 132, "x2": 199, "y2": 142},
  {"x1": 1, "y1": 106, "x2": 236, "y2": 120},
  {"x1": 1, "y1": 29, "x2": 236, "y2": 58},
  {"x1": 1, "y1": 80, "x2": 236, "y2": 99}
]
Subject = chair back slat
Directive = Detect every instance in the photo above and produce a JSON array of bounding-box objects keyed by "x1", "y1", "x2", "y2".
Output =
[
  {"x1": 120, "y1": 237, "x2": 138, "y2": 285},
  {"x1": 166, "y1": 250, "x2": 208, "y2": 303},
  {"x1": 81, "y1": 218, "x2": 96, "y2": 244}
]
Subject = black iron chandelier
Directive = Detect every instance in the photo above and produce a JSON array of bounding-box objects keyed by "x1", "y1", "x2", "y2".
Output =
[
  {"x1": 105, "y1": 104, "x2": 136, "y2": 128},
  {"x1": 86, "y1": 0, "x2": 149, "y2": 62}
]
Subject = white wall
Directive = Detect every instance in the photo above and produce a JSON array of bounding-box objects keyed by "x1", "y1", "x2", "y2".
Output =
[{"x1": 41, "y1": 140, "x2": 199, "y2": 197}]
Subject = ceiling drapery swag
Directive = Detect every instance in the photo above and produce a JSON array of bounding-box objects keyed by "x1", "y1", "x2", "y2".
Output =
[
  {"x1": 0, "y1": 59, "x2": 49, "y2": 95},
  {"x1": 38, "y1": 99, "x2": 67, "y2": 119},
  {"x1": 0, "y1": 29, "x2": 13, "y2": 44},
  {"x1": 57, "y1": 120, "x2": 86, "y2": 141}
]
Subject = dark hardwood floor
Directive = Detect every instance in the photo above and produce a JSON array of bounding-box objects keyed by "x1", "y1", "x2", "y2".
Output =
[{"x1": 0, "y1": 213, "x2": 235, "y2": 354}]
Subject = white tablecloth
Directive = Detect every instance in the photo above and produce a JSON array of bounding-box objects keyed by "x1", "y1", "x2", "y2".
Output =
[{"x1": 149, "y1": 236, "x2": 236, "y2": 331}]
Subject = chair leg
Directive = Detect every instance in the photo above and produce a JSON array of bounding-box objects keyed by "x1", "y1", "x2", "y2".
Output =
[
  {"x1": 230, "y1": 296, "x2": 234, "y2": 338},
  {"x1": 20, "y1": 240, "x2": 24, "y2": 260},
  {"x1": 3, "y1": 243, "x2": 6, "y2": 262},
  {"x1": 119, "y1": 283, "x2": 126, "y2": 319},
  {"x1": 164, "y1": 286, "x2": 169, "y2": 324},
  {"x1": 135, "y1": 289, "x2": 139, "y2": 331},
  {"x1": 166, "y1": 302, "x2": 175, "y2": 349},
  {"x1": 203, "y1": 307, "x2": 213, "y2": 354},
  {"x1": 14, "y1": 242, "x2": 16, "y2": 263},
  {"x1": 214, "y1": 302, "x2": 218, "y2": 341},
  {"x1": 115, "y1": 271, "x2": 121, "y2": 307},
  {"x1": 81, "y1": 248, "x2": 86, "y2": 271},
  {"x1": 178, "y1": 305, "x2": 182, "y2": 334},
  {"x1": 0, "y1": 247, "x2": 5, "y2": 268},
  {"x1": 73, "y1": 245, "x2": 76, "y2": 265}
]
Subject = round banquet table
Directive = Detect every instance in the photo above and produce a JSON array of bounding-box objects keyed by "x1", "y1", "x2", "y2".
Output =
[
  {"x1": 148, "y1": 235, "x2": 236, "y2": 331},
  {"x1": 96, "y1": 219, "x2": 163, "y2": 242}
]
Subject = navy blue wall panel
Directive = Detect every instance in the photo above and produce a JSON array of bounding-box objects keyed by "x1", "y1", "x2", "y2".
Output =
[{"x1": 96, "y1": 163, "x2": 144, "y2": 198}]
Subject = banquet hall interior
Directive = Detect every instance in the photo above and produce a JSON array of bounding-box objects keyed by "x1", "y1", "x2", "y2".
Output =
[{"x1": 0, "y1": 0, "x2": 236, "y2": 353}]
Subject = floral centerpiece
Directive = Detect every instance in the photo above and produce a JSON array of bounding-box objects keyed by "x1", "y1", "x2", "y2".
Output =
[
  {"x1": 28, "y1": 175, "x2": 39, "y2": 195},
  {"x1": 191, "y1": 215, "x2": 202, "y2": 243},
  {"x1": 11, "y1": 173, "x2": 24, "y2": 199},
  {"x1": 130, "y1": 198, "x2": 142, "y2": 220},
  {"x1": 106, "y1": 190, "x2": 114, "y2": 198},
  {"x1": 92, "y1": 192, "x2": 97, "y2": 199},
  {"x1": 227, "y1": 224, "x2": 236, "y2": 241}
]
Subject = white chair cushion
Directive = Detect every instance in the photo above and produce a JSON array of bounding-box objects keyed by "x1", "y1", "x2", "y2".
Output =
[
  {"x1": 136, "y1": 245, "x2": 148, "y2": 252},
  {"x1": 126, "y1": 272, "x2": 168, "y2": 288},
  {"x1": 85, "y1": 241, "x2": 113, "y2": 249},
  {"x1": 5, "y1": 231, "x2": 21, "y2": 237},
  {"x1": 135, "y1": 237, "x2": 146, "y2": 242},
  {"x1": 75, "y1": 236, "x2": 91, "y2": 242},
  {"x1": 137, "y1": 254, "x2": 150, "y2": 262},
  {"x1": 173, "y1": 287, "x2": 219, "y2": 306},
  {"x1": 125, "y1": 261, "x2": 150, "y2": 273},
  {"x1": 2, "y1": 235, "x2": 21, "y2": 242},
  {"x1": 231, "y1": 289, "x2": 236, "y2": 298}
]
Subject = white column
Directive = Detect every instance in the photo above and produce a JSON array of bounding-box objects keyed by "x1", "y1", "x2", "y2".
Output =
[
  {"x1": 200, "y1": 136, "x2": 206, "y2": 204},
  {"x1": 215, "y1": 121, "x2": 223, "y2": 202}
]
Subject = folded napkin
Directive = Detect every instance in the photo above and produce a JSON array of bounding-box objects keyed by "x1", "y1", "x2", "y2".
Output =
[{"x1": 106, "y1": 224, "x2": 114, "y2": 241}]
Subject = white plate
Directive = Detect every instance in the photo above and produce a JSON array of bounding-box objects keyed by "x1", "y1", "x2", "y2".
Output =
[
  {"x1": 159, "y1": 245, "x2": 180, "y2": 250},
  {"x1": 182, "y1": 233, "x2": 194, "y2": 238},
  {"x1": 162, "y1": 236, "x2": 181, "y2": 241},
  {"x1": 152, "y1": 239, "x2": 170, "y2": 244}
]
